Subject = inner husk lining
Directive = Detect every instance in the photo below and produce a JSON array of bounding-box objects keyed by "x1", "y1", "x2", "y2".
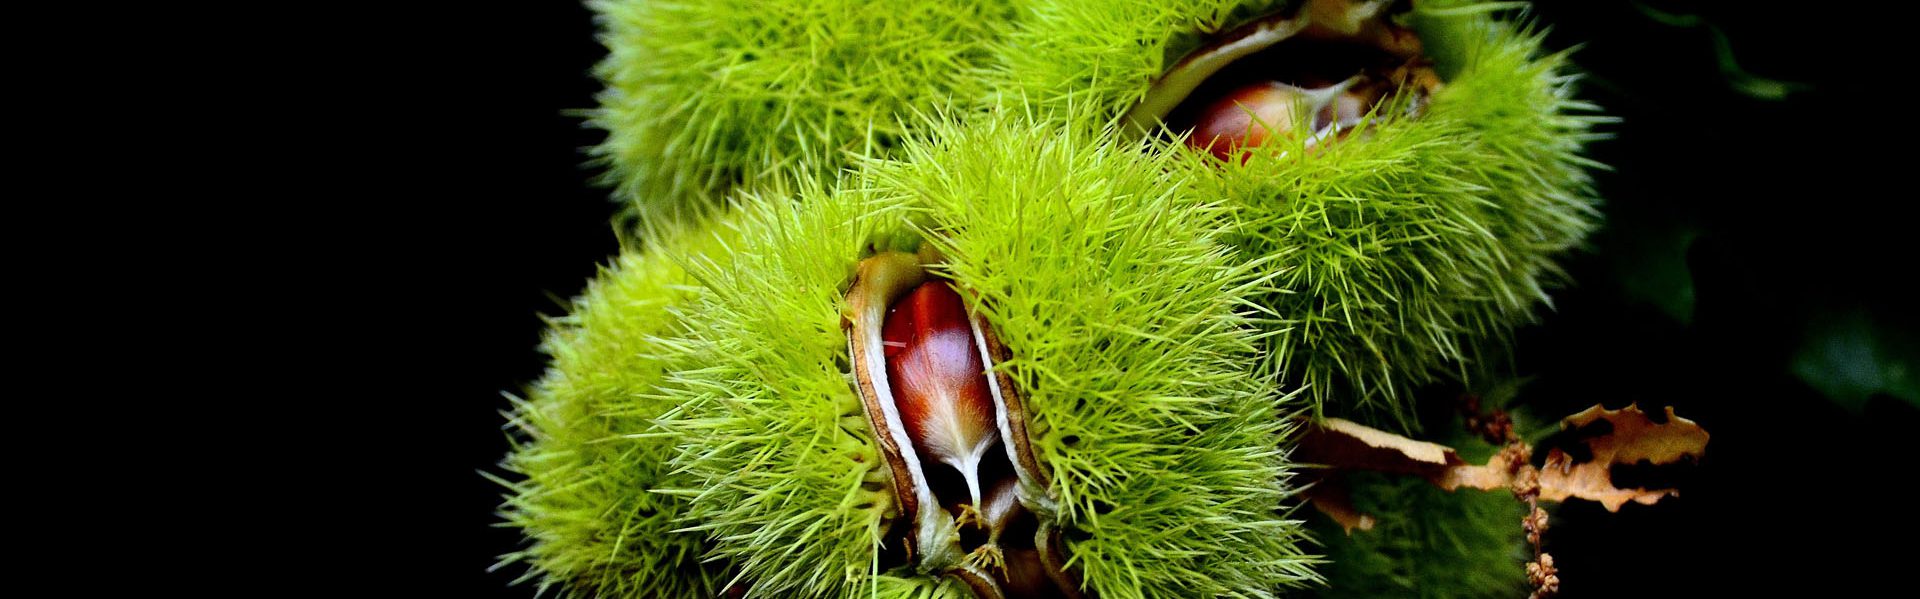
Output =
[{"x1": 1123, "y1": 0, "x2": 1441, "y2": 150}]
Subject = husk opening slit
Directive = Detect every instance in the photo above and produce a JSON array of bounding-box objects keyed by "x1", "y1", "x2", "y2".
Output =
[
  {"x1": 1123, "y1": 0, "x2": 1442, "y2": 160},
  {"x1": 845, "y1": 251, "x2": 1080, "y2": 599}
]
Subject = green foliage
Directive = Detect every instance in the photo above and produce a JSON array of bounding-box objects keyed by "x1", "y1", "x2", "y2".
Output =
[
  {"x1": 658, "y1": 112, "x2": 1316, "y2": 598},
  {"x1": 1169, "y1": 7, "x2": 1602, "y2": 426},
  {"x1": 1631, "y1": 1, "x2": 1809, "y2": 100},
  {"x1": 493, "y1": 219, "x2": 743, "y2": 598},
  {"x1": 587, "y1": 0, "x2": 1014, "y2": 225},
  {"x1": 1606, "y1": 220, "x2": 1697, "y2": 324},
  {"x1": 1310, "y1": 473, "x2": 1528, "y2": 599},
  {"x1": 1792, "y1": 309, "x2": 1920, "y2": 412}
]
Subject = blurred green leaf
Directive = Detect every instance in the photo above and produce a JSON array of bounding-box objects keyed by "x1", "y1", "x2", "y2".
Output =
[
  {"x1": 1791, "y1": 310, "x2": 1920, "y2": 412},
  {"x1": 1632, "y1": 2, "x2": 1810, "y2": 100},
  {"x1": 1612, "y1": 225, "x2": 1698, "y2": 324}
]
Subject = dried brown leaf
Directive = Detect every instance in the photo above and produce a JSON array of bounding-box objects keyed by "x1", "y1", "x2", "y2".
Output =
[
  {"x1": 1297, "y1": 418, "x2": 1463, "y2": 476},
  {"x1": 1303, "y1": 476, "x2": 1375, "y2": 534},
  {"x1": 1433, "y1": 444, "x2": 1526, "y2": 493},
  {"x1": 1296, "y1": 418, "x2": 1482, "y2": 528},
  {"x1": 1298, "y1": 404, "x2": 1709, "y2": 524},
  {"x1": 1535, "y1": 404, "x2": 1709, "y2": 510}
]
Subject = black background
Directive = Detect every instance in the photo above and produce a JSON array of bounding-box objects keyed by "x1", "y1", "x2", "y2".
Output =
[{"x1": 371, "y1": 1, "x2": 1918, "y2": 596}]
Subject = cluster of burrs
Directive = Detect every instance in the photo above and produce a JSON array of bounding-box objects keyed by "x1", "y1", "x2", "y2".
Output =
[{"x1": 498, "y1": 1, "x2": 1611, "y2": 598}]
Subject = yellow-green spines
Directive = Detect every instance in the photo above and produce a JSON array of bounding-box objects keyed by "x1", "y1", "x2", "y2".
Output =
[
  {"x1": 997, "y1": 0, "x2": 1293, "y2": 129},
  {"x1": 659, "y1": 112, "x2": 1316, "y2": 598},
  {"x1": 651, "y1": 178, "x2": 897, "y2": 599},
  {"x1": 588, "y1": 0, "x2": 1014, "y2": 225},
  {"x1": 494, "y1": 220, "x2": 740, "y2": 598}
]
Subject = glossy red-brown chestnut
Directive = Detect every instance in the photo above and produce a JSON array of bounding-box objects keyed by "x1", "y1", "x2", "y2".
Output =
[
  {"x1": 883, "y1": 280, "x2": 1000, "y2": 508},
  {"x1": 1186, "y1": 81, "x2": 1311, "y2": 161}
]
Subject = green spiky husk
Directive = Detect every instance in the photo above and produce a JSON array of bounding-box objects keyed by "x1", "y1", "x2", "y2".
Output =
[
  {"x1": 494, "y1": 220, "x2": 742, "y2": 598},
  {"x1": 1189, "y1": 11, "x2": 1602, "y2": 426},
  {"x1": 587, "y1": 0, "x2": 1014, "y2": 225},
  {"x1": 657, "y1": 112, "x2": 1317, "y2": 598},
  {"x1": 1003, "y1": 0, "x2": 1602, "y2": 425}
]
